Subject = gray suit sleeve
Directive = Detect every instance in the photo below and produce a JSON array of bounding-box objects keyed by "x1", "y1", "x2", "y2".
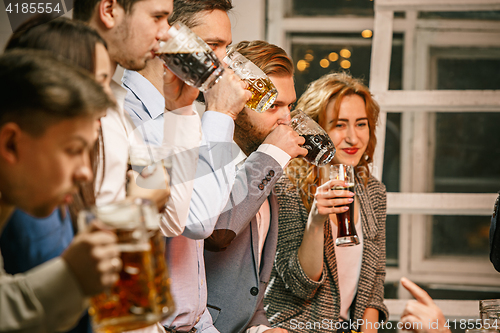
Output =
[
  {"x1": 0, "y1": 255, "x2": 86, "y2": 333},
  {"x1": 204, "y1": 152, "x2": 283, "y2": 252}
]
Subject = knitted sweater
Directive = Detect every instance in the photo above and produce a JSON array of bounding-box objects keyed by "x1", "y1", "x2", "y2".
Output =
[{"x1": 264, "y1": 175, "x2": 388, "y2": 332}]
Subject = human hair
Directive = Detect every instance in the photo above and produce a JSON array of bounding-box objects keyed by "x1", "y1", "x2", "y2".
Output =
[
  {"x1": 232, "y1": 40, "x2": 294, "y2": 77},
  {"x1": 168, "y1": 0, "x2": 233, "y2": 28},
  {"x1": 73, "y1": 0, "x2": 144, "y2": 22},
  {"x1": 5, "y1": 15, "x2": 107, "y2": 74},
  {"x1": 5, "y1": 14, "x2": 112, "y2": 215},
  {"x1": 286, "y1": 72, "x2": 380, "y2": 211},
  {"x1": 0, "y1": 49, "x2": 113, "y2": 136}
]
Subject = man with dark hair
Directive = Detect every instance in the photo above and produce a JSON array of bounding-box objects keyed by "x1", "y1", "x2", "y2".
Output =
[
  {"x1": 0, "y1": 49, "x2": 120, "y2": 332},
  {"x1": 203, "y1": 40, "x2": 307, "y2": 333},
  {"x1": 73, "y1": 0, "x2": 174, "y2": 209}
]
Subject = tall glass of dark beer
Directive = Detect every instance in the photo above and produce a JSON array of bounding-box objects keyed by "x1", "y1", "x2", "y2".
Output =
[
  {"x1": 330, "y1": 164, "x2": 360, "y2": 247},
  {"x1": 156, "y1": 22, "x2": 224, "y2": 92},
  {"x1": 290, "y1": 109, "x2": 336, "y2": 166}
]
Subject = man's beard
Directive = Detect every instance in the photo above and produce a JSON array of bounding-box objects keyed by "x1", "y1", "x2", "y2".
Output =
[{"x1": 233, "y1": 110, "x2": 268, "y2": 156}]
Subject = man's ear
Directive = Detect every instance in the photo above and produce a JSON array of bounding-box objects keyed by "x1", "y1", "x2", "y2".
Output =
[
  {"x1": 0, "y1": 123, "x2": 22, "y2": 165},
  {"x1": 98, "y1": 0, "x2": 122, "y2": 29}
]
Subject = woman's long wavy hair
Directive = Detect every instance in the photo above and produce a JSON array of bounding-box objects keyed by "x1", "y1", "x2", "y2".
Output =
[{"x1": 286, "y1": 72, "x2": 380, "y2": 211}]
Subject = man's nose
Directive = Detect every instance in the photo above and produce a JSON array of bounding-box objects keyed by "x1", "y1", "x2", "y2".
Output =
[
  {"x1": 277, "y1": 108, "x2": 291, "y2": 125},
  {"x1": 74, "y1": 154, "x2": 93, "y2": 184},
  {"x1": 158, "y1": 20, "x2": 171, "y2": 42}
]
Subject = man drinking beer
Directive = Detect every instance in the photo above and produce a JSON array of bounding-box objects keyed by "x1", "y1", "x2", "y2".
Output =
[{"x1": 0, "y1": 50, "x2": 119, "y2": 333}]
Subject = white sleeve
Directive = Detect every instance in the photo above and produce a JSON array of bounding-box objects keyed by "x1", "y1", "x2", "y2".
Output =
[
  {"x1": 182, "y1": 111, "x2": 237, "y2": 240},
  {"x1": 158, "y1": 109, "x2": 202, "y2": 237}
]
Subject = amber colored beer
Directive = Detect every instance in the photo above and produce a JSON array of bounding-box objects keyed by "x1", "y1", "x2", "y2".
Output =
[
  {"x1": 89, "y1": 230, "x2": 157, "y2": 333},
  {"x1": 148, "y1": 228, "x2": 175, "y2": 318},
  {"x1": 244, "y1": 76, "x2": 278, "y2": 113}
]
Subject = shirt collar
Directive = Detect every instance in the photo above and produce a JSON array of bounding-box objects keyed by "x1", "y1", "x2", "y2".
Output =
[
  {"x1": 121, "y1": 69, "x2": 165, "y2": 120},
  {"x1": 110, "y1": 79, "x2": 127, "y2": 115}
]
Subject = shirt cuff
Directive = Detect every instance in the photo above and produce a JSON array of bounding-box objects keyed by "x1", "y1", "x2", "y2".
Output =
[
  {"x1": 246, "y1": 325, "x2": 271, "y2": 333},
  {"x1": 201, "y1": 111, "x2": 235, "y2": 143},
  {"x1": 166, "y1": 103, "x2": 197, "y2": 116},
  {"x1": 257, "y1": 144, "x2": 291, "y2": 169}
]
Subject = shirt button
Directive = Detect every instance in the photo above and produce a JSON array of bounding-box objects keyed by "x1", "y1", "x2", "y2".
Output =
[
  {"x1": 250, "y1": 287, "x2": 259, "y2": 296},
  {"x1": 265, "y1": 175, "x2": 272, "y2": 181},
  {"x1": 268, "y1": 170, "x2": 275, "y2": 177},
  {"x1": 262, "y1": 179, "x2": 268, "y2": 185},
  {"x1": 258, "y1": 184, "x2": 265, "y2": 190}
]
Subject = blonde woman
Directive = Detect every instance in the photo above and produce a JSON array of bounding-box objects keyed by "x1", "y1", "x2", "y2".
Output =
[{"x1": 264, "y1": 72, "x2": 388, "y2": 333}]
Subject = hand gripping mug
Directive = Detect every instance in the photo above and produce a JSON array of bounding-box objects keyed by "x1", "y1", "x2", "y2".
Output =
[
  {"x1": 78, "y1": 199, "x2": 175, "y2": 333},
  {"x1": 289, "y1": 109, "x2": 336, "y2": 166},
  {"x1": 157, "y1": 22, "x2": 224, "y2": 92},
  {"x1": 224, "y1": 50, "x2": 278, "y2": 113}
]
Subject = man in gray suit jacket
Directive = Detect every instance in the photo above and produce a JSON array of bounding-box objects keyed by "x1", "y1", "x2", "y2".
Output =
[{"x1": 203, "y1": 41, "x2": 307, "y2": 333}]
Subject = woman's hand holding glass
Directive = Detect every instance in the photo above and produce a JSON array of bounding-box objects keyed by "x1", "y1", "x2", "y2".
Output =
[{"x1": 310, "y1": 179, "x2": 355, "y2": 225}]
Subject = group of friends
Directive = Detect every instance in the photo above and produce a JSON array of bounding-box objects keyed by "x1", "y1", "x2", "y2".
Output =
[{"x1": 0, "y1": 0, "x2": 466, "y2": 332}]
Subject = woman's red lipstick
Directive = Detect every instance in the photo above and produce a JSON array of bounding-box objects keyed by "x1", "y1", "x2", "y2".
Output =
[{"x1": 342, "y1": 148, "x2": 359, "y2": 155}]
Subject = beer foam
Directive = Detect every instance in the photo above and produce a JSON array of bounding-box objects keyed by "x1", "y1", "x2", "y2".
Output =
[
  {"x1": 158, "y1": 37, "x2": 206, "y2": 54},
  {"x1": 95, "y1": 202, "x2": 142, "y2": 228}
]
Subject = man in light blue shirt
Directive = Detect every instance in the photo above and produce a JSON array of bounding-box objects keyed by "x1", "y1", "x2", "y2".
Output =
[{"x1": 122, "y1": 1, "x2": 251, "y2": 332}]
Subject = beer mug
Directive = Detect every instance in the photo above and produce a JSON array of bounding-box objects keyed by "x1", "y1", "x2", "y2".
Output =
[
  {"x1": 290, "y1": 109, "x2": 336, "y2": 166},
  {"x1": 139, "y1": 199, "x2": 175, "y2": 321},
  {"x1": 157, "y1": 22, "x2": 224, "y2": 92},
  {"x1": 330, "y1": 164, "x2": 360, "y2": 247},
  {"x1": 480, "y1": 299, "x2": 500, "y2": 328},
  {"x1": 224, "y1": 50, "x2": 278, "y2": 113},
  {"x1": 78, "y1": 199, "x2": 174, "y2": 332}
]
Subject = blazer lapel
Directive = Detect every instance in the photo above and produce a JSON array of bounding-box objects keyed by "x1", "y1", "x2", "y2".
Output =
[
  {"x1": 355, "y1": 177, "x2": 377, "y2": 240},
  {"x1": 259, "y1": 194, "x2": 279, "y2": 282},
  {"x1": 249, "y1": 218, "x2": 260, "y2": 280}
]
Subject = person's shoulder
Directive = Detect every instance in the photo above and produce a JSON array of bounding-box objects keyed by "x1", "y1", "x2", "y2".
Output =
[
  {"x1": 367, "y1": 175, "x2": 386, "y2": 192},
  {"x1": 275, "y1": 174, "x2": 297, "y2": 198}
]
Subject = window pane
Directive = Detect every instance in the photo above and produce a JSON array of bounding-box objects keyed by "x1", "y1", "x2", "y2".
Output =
[
  {"x1": 434, "y1": 49, "x2": 500, "y2": 90},
  {"x1": 432, "y1": 49, "x2": 500, "y2": 193},
  {"x1": 386, "y1": 215, "x2": 399, "y2": 267},
  {"x1": 382, "y1": 113, "x2": 401, "y2": 193},
  {"x1": 292, "y1": 0, "x2": 374, "y2": 17},
  {"x1": 434, "y1": 113, "x2": 500, "y2": 193},
  {"x1": 430, "y1": 215, "x2": 490, "y2": 257},
  {"x1": 419, "y1": 11, "x2": 500, "y2": 20},
  {"x1": 291, "y1": 34, "x2": 403, "y2": 99}
]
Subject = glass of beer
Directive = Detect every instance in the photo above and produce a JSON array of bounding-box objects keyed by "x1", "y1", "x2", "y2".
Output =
[
  {"x1": 139, "y1": 199, "x2": 175, "y2": 321},
  {"x1": 480, "y1": 299, "x2": 500, "y2": 328},
  {"x1": 156, "y1": 22, "x2": 224, "y2": 92},
  {"x1": 78, "y1": 199, "x2": 174, "y2": 332},
  {"x1": 224, "y1": 50, "x2": 278, "y2": 113},
  {"x1": 330, "y1": 164, "x2": 360, "y2": 247},
  {"x1": 290, "y1": 109, "x2": 336, "y2": 166}
]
